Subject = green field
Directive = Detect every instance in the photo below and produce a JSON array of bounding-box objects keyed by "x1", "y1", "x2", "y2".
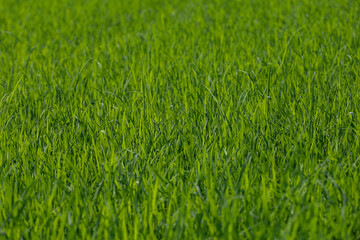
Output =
[{"x1": 1, "y1": 0, "x2": 360, "y2": 239}]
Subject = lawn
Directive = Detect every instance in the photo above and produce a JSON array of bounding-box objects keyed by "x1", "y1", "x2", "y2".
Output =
[{"x1": 0, "y1": 0, "x2": 359, "y2": 239}]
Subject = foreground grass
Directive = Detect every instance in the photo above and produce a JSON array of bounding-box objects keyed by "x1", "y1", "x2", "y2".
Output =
[{"x1": 1, "y1": 0, "x2": 360, "y2": 239}]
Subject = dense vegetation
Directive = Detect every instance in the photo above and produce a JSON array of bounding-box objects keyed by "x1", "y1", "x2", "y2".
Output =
[{"x1": 1, "y1": 0, "x2": 359, "y2": 239}]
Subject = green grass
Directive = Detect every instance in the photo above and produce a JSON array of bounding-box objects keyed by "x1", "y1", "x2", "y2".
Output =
[{"x1": 1, "y1": 0, "x2": 360, "y2": 239}]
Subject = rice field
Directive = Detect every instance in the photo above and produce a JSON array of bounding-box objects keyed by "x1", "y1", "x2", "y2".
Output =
[{"x1": 0, "y1": 0, "x2": 360, "y2": 239}]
